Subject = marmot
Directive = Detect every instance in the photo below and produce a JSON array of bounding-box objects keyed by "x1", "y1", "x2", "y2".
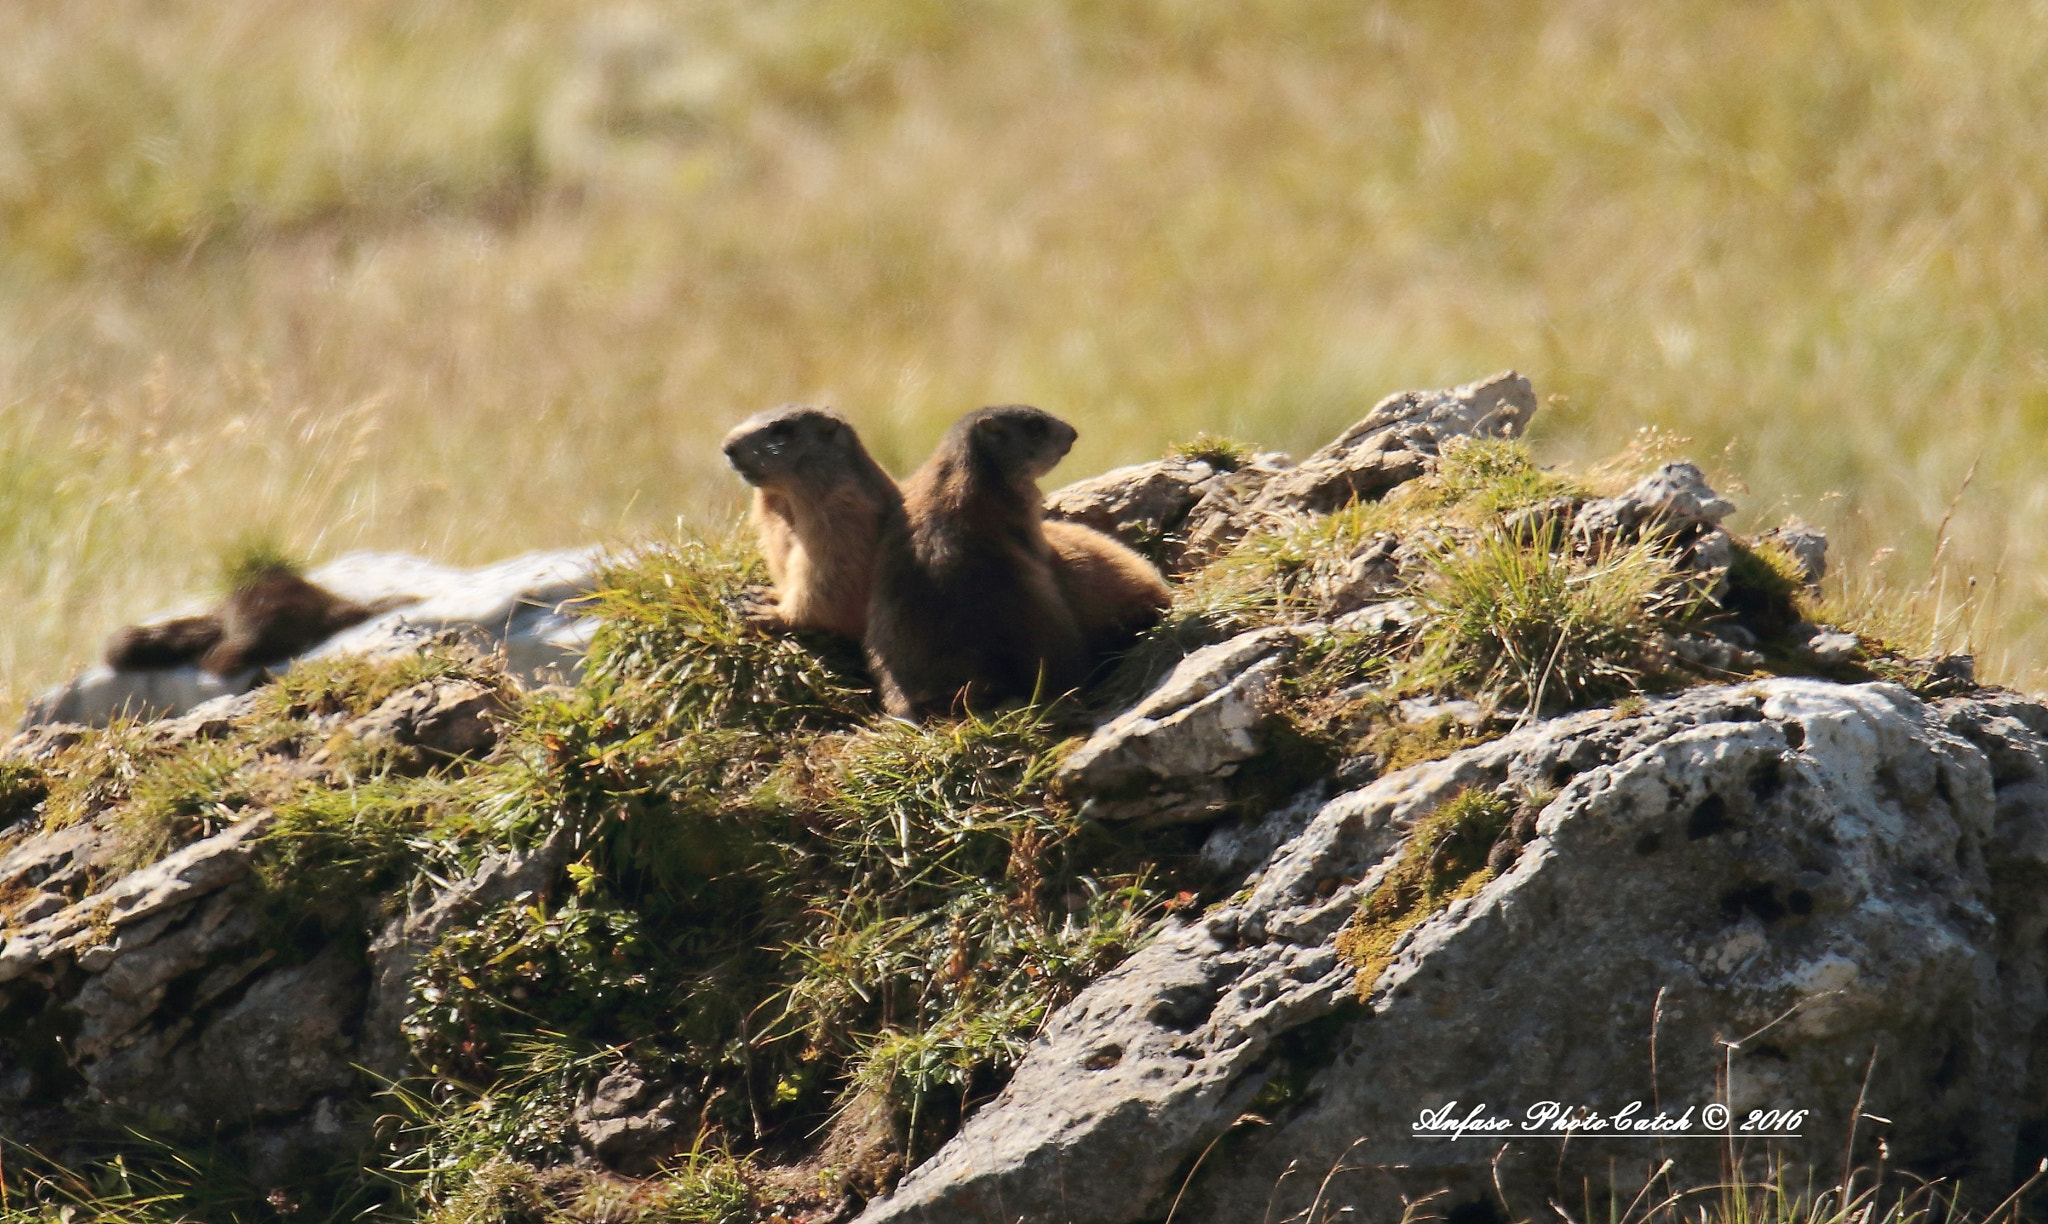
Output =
[
  {"x1": 105, "y1": 565, "x2": 387, "y2": 677},
  {"x1": 720, "y1": 405, "x2": 901, "y2": 639},
  {"x1": 865, "y1": 405, "x2": 1091, "y2": 719},
  {"x1": 724, "y1": 407, "x2": 1171, "y2": 660},
  {"x1": 1043, "y1": 520, "x2": 1173, "y2": 653}
]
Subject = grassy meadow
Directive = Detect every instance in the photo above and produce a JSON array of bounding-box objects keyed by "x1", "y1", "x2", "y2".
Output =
[{"x1": 2, "y1": 0, "x2": 2045, "y2": 716}]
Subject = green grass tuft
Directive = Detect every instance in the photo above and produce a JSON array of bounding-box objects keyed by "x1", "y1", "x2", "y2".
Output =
[
  {"x1": 1406, "y1": 521, "x2": 1702, "y2": 714},
  {"x1": 582, "y1": 537, "x2": 873, "y2": 737},
  {"x1": 1167, "y1": 432, "x2": 1253, "y2": 471},
  {"x1": 107, "y1": 739, "x2": 261, "y2": 869},
  {"x1": 215, "y1": 532, "x2": 306, "y2": 595},
  {"x1": 0, "y1": 759, "x2": 49, "y2": 828}
]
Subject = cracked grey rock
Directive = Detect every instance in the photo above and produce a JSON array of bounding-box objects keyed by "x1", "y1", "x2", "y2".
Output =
[
  {"x1": 324, "y1": 677, "x2": 504, "y2": 765},
  {"x1": 1804, "y1": 630, "x2": 1863, "y2": 666},
  {"x1": 1328, "y1": 597, "x2": 1424, "y2": 638},
  {"x1": 1046, "y1": 451, "x2": 1294, "y2": 574},
  {"x1": 1249, "y1": 371, "x2": 1538, "y2": 518},
  {"x1": 857, "y1": 680, "x2": 2048, "y2": 1224},
  {"x1": 0, "y1": 814, "x2": 270, "y2": 983},
  {"x1": 1057, "y1": 628, "x2": 1297, "y2": 825},
  {"x1": 574, "y1": 1068, "x2": 699, "y2": 1175},
  {"x1": 1577, "y1": 462, "x2": 1735, "y2": 538},
  {"x1": 1762, "y1": 516, "x2": 1829, "y2": 586}
]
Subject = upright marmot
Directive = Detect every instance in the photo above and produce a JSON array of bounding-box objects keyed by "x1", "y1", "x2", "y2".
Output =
[
  {"x1": 864, "y1": 405, "x2": 1094, "y2": 719},
  {"x1": 105, "y1": 565, "x2": 388, "y2": 677},
  {"x1": 723, "y1": 406, "x2": 1171, "y2": 665},
  {"x1": 721, "y1": 405, "x2": 901, "y2": 639}
]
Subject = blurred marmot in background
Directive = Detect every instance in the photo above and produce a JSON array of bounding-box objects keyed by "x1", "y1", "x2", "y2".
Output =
[
  {"x1": 864, "y1": 405, "x2": 1093, "y2": 719},
  {"x1": 105, "y1": 563, "x2": 388, "y2": 677},
  {"x1": 723, "y1": 405, "x2": 1171, "y2": 666}
]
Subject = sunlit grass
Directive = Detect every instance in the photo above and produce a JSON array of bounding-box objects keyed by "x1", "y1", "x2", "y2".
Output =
[{"x1": 2, "y1": 0, "x2": 2045, "y2": 719}]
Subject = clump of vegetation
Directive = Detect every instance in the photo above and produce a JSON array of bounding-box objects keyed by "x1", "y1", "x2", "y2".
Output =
[
  {"x1": 256, "y1": 644, "x2": 504, "y2": 724},
  {"x1": 1418, "y1": 437, "x2": 1585, "y2": 520},
  {"x1": 1168, "y1": 432, "x2": 1253, "y2": 471},
  {"x1": 581, "y1": 538, "x2": 873, "y2": 736},
  {"x1": 215, "y1": 532, "x2": 306, "y2": 594},
  {"x1": 1335, "y1": 787, "x2": 1516, "y2": 996},
  {"x1": 106, "y1": 739, "x2": 262, "y2": 869},
  {"x1": 0, "y1": 759, "x2": 48, "y2": 827},
  {"x1": 384, "y1": 557, "x2": 1200, "y2": 1210},
  {"x1": 1406, "y1": 522, "x2": 1703, "y2": 714}
]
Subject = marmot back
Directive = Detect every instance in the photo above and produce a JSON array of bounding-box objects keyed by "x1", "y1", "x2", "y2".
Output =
[
  {"x1": 1043, "y1": 521, "x2": 1172, "y2": 650},
  {"x1": 865, "y1": 405, "x2": 1087, "y2": 720},
  {"x1": 104, "y1": 566, "x2": 384, "y2": 677},
  {"x1": 722, "y1": 405, "x2": 902, "y2": 640}
]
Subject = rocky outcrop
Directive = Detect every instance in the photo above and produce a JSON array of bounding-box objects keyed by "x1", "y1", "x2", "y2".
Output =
[
  {"x1": 1058, "y1": 627, "x2": 1299, "y2": 825},
  {"x1": 25, "y1": 548, "x2": 603, "y2": 728},
  {"x1": 9, "y1": 371, "x2": 2030, "y2": 1222},
  {"x1": 0, "y1": 666, "x2": 556, "y2": 1178},
  {"x1": 858, "y1": 679, "x2": 2048, "y2": 1223},
  {"x1": 1045, "y1": 370, "x2": 1536, "y2": 570}
]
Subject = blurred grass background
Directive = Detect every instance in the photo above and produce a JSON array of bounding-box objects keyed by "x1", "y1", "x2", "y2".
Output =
[{"x1": 1, "y1": 0, "x2": 2044, "y2": 716}]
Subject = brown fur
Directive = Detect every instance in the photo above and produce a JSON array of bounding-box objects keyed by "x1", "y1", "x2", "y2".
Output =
[
  {"x1": 104, "y1": 616, "x2": 224, "y2": 671},
  {"x1": 104, "y1": 567, "x2": 384, "y2": 677},
  {"x1": 722, "y1": 405, "x2": 901, "y2": 640},
  {"x1": 1043, "y1": 520, "x2": 1173, "y2": 651},
  {"x1": 723, "y1": 406, "x2": 1171, "y2": 661},
  {"x1": 865, "y1": 405, "x2": 1089, "y2": 720}
]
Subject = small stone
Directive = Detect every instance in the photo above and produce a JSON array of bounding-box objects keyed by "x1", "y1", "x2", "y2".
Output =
[
  {"x1": 1805, "y1": 630, "x2": 1862, "y2": 666},
  {"x1": 1760, "y1": 516, "x2": 1828, "y2": 586},
  {"x1": 8, "y1": 891, "x2": 67, "y2": 925}
]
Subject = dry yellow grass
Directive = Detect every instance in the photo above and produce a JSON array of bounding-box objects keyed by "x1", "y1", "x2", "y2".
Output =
[{"x1": 2, "y1": 0, "x2": 2044, "y2": 716}]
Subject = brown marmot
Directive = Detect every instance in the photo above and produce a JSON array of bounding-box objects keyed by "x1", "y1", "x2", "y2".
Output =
[
  {"x1": 720, "y1": 405, "x2": 901, "y2": 639},
  {"x1": 865, "y1": 405, "x2": 1094, "y2": 719},
  {"x1": 105, "y1": 565, "x2": 387, "y2": 677},
  {"x1": 1044, "y1": 520, "x2": 1173, "y2": 654},
  {"x1": 723, "y1": 406, "x2": 1171, "y2": 660}
]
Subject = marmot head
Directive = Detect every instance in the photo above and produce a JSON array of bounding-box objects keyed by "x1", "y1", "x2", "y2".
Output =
[
  {"x1": 722, "y1": 404, "x2": 867, "y2": 488},
  {"x1": 957, "y1": 405, "x2": 1078, "y2": 488}
]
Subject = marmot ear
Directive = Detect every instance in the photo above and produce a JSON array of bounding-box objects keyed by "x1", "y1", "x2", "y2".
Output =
[{"x1": 973, "y1": 417, "x2": 1000, "y2": 435}]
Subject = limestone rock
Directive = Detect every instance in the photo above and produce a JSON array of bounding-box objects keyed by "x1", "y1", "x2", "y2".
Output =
[
  {"x1": 1577, "y1": 461, "x2": 1735, "y2": 538},
  {"x1": 1250, "y1": 371, "x2": 1538, "y2": 517},
  {"x1": 324, "y1": 678, "x2": 505, "y2": 767},
  {"x1": 23, "y1": 547, "x2": 604, "y2": 728},
  {"x1": 1045, "y1": 451, "x2": 1292, "y2": 573},
  {"x1": 1761, "y1": 516, "x2": 1829, "y2": 586},
  {"x1": 857, "y1": 680, "x2": 2048, "y2": 1224},
  {"x1": 1057, "y1": 628, "x2": 1297, "y2": 825},
  {"x1": 574, "y1": 1068, "x2": 698, "y2": 1175}
]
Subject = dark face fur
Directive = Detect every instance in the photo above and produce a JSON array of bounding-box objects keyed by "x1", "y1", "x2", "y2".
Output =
[
  {"x1": 721, "y1": 405, "x2": 856, "y2": 486},
  {"x1": 963, "y1": 405, "x2": 1078, "y2": 483}
]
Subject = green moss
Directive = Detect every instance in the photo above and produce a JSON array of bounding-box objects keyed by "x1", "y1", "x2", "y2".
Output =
[
  {"x1": 1426, "y1": 436, "x2": 1585, "y2": 520},
  {"x1": 1167, "y1": 432, "x2": 1253, "y2": 471},
  {"x1": 216, "y1": 531, "x2": 306, "y2": 595},
  {"x1": 1369, "y1": 712, "x2": 1489, "y2": 774},
  {"x1": 1336, "y1": 787, "x2": 1515, "y2": 998},
  {"x1": 0, "y1": 759, "x2": 48, "y2": 827}
]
